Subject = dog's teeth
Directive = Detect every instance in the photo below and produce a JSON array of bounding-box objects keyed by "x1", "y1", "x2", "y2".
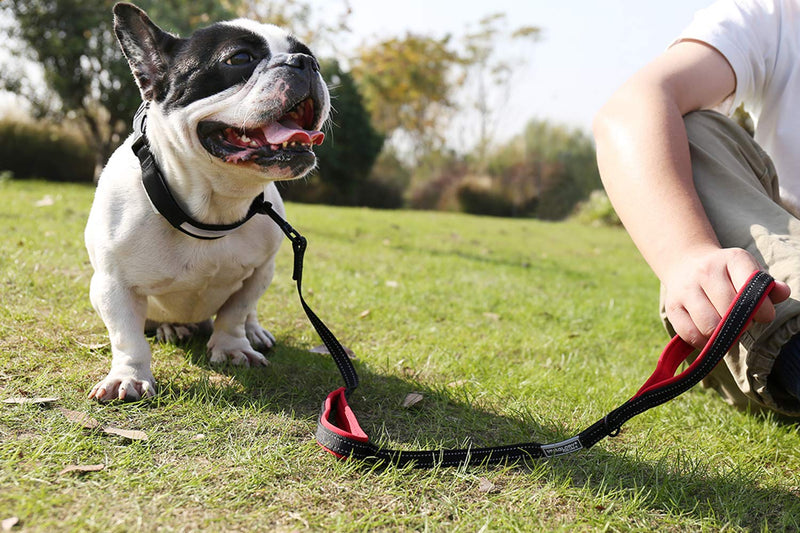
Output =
[
  {"x1": 240, "y1": 134, "x2": 251, "y2": 143},
  {"x1": 249, "y1": 140, "x2": 259, "y2": 147},
  {"x1": 282, "y1": 142, "x2": 288, "y2": 149}
]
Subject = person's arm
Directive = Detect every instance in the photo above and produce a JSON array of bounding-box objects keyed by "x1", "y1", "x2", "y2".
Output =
[{"x1": 593, "y1": 40, "x2": 790, "y2": 348}]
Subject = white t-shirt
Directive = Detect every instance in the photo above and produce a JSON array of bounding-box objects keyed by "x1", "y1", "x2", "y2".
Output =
[{"x1": 677, "y1": 0, "x2": 800, "y2": 211}]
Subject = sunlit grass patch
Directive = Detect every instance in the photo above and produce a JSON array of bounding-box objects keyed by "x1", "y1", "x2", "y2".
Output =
[{"x1": 2, "y1": 180, "x2": 800, "y2": 531}]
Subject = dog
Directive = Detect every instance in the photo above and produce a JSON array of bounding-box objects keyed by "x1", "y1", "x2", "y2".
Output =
[{"x1": 84, "y1": 2, "x2": 330, "y2": 401}]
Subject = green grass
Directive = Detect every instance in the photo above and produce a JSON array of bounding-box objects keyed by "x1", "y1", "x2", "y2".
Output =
[{"x1": 2, "y1": 179, "x2": 800, "y2": 531}]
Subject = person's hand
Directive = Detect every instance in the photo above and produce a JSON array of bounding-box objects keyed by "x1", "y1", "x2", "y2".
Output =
[{"x1": 661, "y1": 247, "x2": 791, "y2": 349}]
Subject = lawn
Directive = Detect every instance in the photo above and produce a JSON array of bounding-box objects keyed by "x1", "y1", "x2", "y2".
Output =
[{"x1": 2, "y1": 179, "x2": 800, "y2": 531}]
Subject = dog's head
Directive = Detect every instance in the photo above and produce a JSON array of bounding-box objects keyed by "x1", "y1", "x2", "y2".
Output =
[{"x1": 113, "y1": 2, "x2": 330, "y2": 182}]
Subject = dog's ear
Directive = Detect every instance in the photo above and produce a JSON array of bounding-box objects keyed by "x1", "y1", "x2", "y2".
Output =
[{"x1": 113, "y1": 2, "x2": 179, "y2": 101}]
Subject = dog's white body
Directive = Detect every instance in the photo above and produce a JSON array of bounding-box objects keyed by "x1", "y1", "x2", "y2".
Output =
[
  {"x1": 85, "y1": 133, "x2": 284, "y2": 344},
  {"x1": 85, "y1": 3, "x2": 329, "y2": 401}
]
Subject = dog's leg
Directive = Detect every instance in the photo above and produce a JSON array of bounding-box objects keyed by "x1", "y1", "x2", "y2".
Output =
[
  {"x1": 208, "y1": 262, "x2": 275, "y2": 367},
  {"x1": 88, "y1": 273, "x2": 156, "y2": 401}
]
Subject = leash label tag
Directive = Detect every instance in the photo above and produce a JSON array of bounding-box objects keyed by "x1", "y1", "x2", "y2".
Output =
[{"x1": 541, "y1": 437, "x2": 583, "y2": 457}]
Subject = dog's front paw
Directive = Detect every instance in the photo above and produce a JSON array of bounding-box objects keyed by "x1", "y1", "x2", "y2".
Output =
[
  {"x1": 89, "y1": 367, "x2": 156, "y2": 402},
  {"x1": 245, "y1": 321, "x2": 276, "y2": 351},
  {"x1": 208, "y1": 332, "x2": 269, "y2": 367}
]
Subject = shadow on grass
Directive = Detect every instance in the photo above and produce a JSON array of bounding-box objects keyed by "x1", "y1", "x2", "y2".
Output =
[{"x1": 161, "y1": 336, "x2": 799, "y2": 530}]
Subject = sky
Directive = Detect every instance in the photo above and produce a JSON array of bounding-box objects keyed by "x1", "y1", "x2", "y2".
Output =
[
  {"x1": 1, "y1": 0, "x2": 711, "y2": 139},
  {"x1": 312, "y1": 0, "x2": 711, "y2": 135}
]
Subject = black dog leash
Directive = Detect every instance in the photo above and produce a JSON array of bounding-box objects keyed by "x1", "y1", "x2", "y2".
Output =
[
  {"x1": 128, "y1": 104, "x2": 777, "y2": 466},
  {"x1": 259, "y1": 204, "x2": 776, "y2": 467}
]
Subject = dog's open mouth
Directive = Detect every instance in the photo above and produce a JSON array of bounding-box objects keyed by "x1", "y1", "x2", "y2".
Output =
[{"x1": 197, "y1": 98, "x2": 324, "y2": 167}]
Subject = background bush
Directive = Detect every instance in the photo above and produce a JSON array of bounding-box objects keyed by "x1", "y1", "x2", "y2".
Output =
[
  {"x1": 0, "y1": 119, "x2": 94, "y2": 182},
  {"x1": 572, "y1": 189, "x2": 622, "y2": 227}
]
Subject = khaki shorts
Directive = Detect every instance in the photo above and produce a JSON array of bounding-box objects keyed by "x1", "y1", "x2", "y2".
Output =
[{"x1": 659, "y1": 110, "x2": 800, "y2": 416}]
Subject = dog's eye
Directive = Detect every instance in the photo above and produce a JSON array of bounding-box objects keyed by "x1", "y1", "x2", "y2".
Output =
[{"x1": 224, "y1": 51, "x2": 255, "y2": 66}]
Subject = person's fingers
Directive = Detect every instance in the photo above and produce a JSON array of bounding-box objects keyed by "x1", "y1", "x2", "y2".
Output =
[
  {"x1": 667, "y1": 303, "x2": 710, "y2": 349},
  {"x1": 725, "y1": 252, "x2": 791, "y2": 323},
  {"x1": 699, "y1": 272, "x2": 738, "y2": 328},
  {"x1": 663, "y1": 248, "x2": 790, "y2": 347},
  {"x1": 666, "y1": 284, "x2": 721, "y2": 348},
  {"x1": 769, "y1": 280, "x2": 792, "y2": 306}
]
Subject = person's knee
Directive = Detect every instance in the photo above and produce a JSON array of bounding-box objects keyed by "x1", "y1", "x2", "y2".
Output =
[
  {"x1": 684, "y1": 109, "x2": 778, "y2": 197},
  {"x1": 684, "y1": 109, "x2": 745, "y2": 147}
]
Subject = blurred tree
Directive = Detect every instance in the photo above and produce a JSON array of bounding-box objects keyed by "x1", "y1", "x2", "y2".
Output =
[
  {"x1": 0, "y1": 0, "x2": 352, "y2": 180},
  {"x1": 406, "y1": 148, "x2": 468, "y2": 210},
  {"x1": 353, "y1": 17, "x2": 542, "y2": 193},
  {"x1": 236, "y1": 1, "x2": 352, "y2": 54},
  {"x1": 483, "y1": 119, "x2": 601, "y2": 219},
  {"x1": 361, "y1": 146, "x2": 411, "y2": 208},
  {"x1": 352, "y1": 33, "x2": 462, "y2": 163},
  {"x1": 280, "y1": 59, "x2": 385, "y2": 206},
  {"x1": 0, "y1": 0, "x2": 243, "y2": 179},
  {"x1": 461, "y1": 13, "x2": 541, "y2": 166}
]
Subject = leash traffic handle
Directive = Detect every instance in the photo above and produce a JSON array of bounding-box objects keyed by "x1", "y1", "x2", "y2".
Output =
[
  {"x1": 262, "y1": 202, "x2": 776, "y2": 466},
  {"x1": 316, "y1": 272, "x2": 775, "y2": 466},
  {"x1": 317, "y1": 271, "x2": 775, "y2": 466}
]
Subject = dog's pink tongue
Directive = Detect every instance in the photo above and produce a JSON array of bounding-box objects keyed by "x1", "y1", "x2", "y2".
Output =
[{"x1": 264, "y1": 120, "x2": 325, "y2": 145}]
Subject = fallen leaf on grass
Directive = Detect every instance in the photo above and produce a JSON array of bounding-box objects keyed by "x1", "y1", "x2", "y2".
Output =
[
  {"x1": 59, "y1": 464, "x2": 105, "y2": 476},
  {"x1": 3, "y1": 397, "x2": 59, "y2": 405},
  {"x1": 309, "y1": 344, "x2": 357, "y2": 359},
  {"x1": 401, "y1": 366, "x2": 418, "y2": 379},
  {"x1": 59, "y1": 408, "x2": 101, "y2": 429},
  {"x1": 358, "y1": 309, "x2": 371, "y2": 319},
  {"x1": 103, "y1": 427, "x2": 148, "y2": 441},
  {"x1": 1, "y1": 517, "x2": 19, "y2": 531},
  {"x1": 208, "y1": 374, "x2": 236, "y2": 386},
  {"x1": 35, "y1": 195, "x2": 55, "y2": 207},
  {"x1": 59, "y1": 408, "x2": 146, "y2": 441},
  {"x1": 73, "y1": 339, "x2": 111, "y2": 350},
  {"x1": 478, "y1": 477, "x2": 497, "y2": 493},
  {"x1": 402, "y1": 392, "x2": 424, "y2": 408},
  {"x1": 287, "y1": 512, "x2": 310, "y2": 528}
]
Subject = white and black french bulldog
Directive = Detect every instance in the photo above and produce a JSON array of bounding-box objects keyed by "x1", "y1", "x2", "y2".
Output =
[{"x1": 84, "y1": 2, "x2": 330, "y2": 401}]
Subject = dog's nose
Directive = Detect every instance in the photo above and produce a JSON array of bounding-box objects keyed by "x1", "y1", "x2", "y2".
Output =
[{"x1": 269, "y1": 53, "x2": 320, "y2": 72}]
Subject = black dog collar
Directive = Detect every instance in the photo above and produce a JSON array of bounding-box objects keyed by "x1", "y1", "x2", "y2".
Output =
[{"x1": 130, "y1": 102, "x2": 265, "y2": 240}]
